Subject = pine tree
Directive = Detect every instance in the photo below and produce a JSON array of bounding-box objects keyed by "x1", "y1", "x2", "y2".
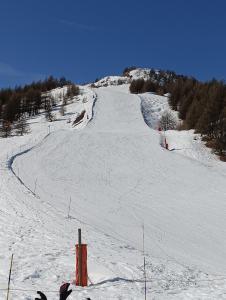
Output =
[
  {"x1": 0, "y1": 120, "x2": 12, "y2": 138},
  {"x1": 215, "y1": 107, "x2": 226, "y2": 154},
  {"x1": 15, "y1": 115, "x2": 30, "y2": 136}
]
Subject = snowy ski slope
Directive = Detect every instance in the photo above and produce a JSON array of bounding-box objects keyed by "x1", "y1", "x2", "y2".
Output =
[{"x1": 1, "y1": 84, "x2": 226, "y2": 299}]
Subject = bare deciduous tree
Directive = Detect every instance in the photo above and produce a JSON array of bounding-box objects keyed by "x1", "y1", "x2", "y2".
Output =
[
  {"x1": 160, "y1": 111, "x2": 177, "y2": 131},
  {"x1": 45, "y1": 98, "x2": 55, "y2": 122}
]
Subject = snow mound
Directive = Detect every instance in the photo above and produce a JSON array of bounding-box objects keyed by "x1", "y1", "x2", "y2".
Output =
[{"x1": 140, "y1": 92, "x2": 178, "y2": 129}]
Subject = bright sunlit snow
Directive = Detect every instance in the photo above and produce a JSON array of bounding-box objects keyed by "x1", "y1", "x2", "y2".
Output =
[{"x1": 1, "y1": 82, "x2": 226, "y2": 299}]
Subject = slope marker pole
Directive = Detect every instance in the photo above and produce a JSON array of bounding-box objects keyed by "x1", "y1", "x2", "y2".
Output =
[
  {"x1": 6, "y1": 253, "x2": 14, "y2": 300},
  {"x1": 34, "y1": 178, "x2": 38, "y2": 194},
  {"x1": 67, "y1": 197, "x2": 72, "y2": 219},
  {"x1": 142, "y1": 224, "x2": 147, "y2": 300}
]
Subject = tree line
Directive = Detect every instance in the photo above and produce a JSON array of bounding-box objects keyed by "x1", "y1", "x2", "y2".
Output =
[
  {"x1": 0, "y1": 76, "x2": 79, "y2": 137},
  {"x1": 129, "y1": 69, "x2": 226, "y2": 158}
]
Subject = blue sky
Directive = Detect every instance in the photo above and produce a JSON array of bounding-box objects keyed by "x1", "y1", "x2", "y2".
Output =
[{"x1": 0, "y1": 0, "x2": 226, "y2": 87}]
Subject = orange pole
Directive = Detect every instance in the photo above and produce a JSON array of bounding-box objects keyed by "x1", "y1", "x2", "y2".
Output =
[{"x1": 75, "y1": 244, "x2": 88, "y2": 286}]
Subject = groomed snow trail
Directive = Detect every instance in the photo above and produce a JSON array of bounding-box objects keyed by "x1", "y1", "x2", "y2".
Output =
[{"x1": 1, "y1": 85, "x2": 226, "y2": 299}]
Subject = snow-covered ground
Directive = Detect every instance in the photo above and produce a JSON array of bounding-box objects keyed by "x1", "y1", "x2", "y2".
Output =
[
  {"x1": 129, "y1": 68, "x2": 153, "y2": 80},
  {"x1": 1, "y1": 83, "x2": 226, "y2": 299},
  {"x1": 91, "y1": 67, "x2": 156, "y2": 88}
]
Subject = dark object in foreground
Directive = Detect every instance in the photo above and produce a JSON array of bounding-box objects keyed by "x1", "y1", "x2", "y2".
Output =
[
  {"x1": 35, "y1": 283, "x2": 72, "y2": 300},
  {"x1": 73, "y1": 110, "x2": 86, "y2": 126},
  {"x1": 35, "y1": 291, "x2": 47, "y2": 300},
  {"x1": 60, "y1": 283, "x2": 72, "y2": 300}
]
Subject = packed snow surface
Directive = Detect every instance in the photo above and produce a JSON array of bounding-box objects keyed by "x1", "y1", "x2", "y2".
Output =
[{"x1": 1, "y1": 84, "x2": 226, "y2": 299}]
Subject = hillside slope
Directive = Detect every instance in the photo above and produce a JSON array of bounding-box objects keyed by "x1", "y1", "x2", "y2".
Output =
[{"x1": 1, "y1": 84, "x2": 226, "y2": 299}]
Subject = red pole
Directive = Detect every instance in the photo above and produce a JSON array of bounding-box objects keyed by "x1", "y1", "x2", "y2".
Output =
[
  {"x1": 76, "y1": 244, "x2": 88, "y2": 286},
  {"x1": 78, "y1": 229, "x2": 82, "y2": 286},
  {"x1": 75, "y1": 229, "x2": 88, "y2": 287}
]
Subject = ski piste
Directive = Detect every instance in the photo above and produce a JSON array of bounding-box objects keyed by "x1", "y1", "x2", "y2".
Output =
[{"x1": 1, "y1": 75, "x2": 226, "y2": 299}]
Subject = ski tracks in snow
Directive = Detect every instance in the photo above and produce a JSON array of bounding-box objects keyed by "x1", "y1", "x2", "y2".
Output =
[{"x1": 1, "y1": 85, "x2": 226, "y2": 299}]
